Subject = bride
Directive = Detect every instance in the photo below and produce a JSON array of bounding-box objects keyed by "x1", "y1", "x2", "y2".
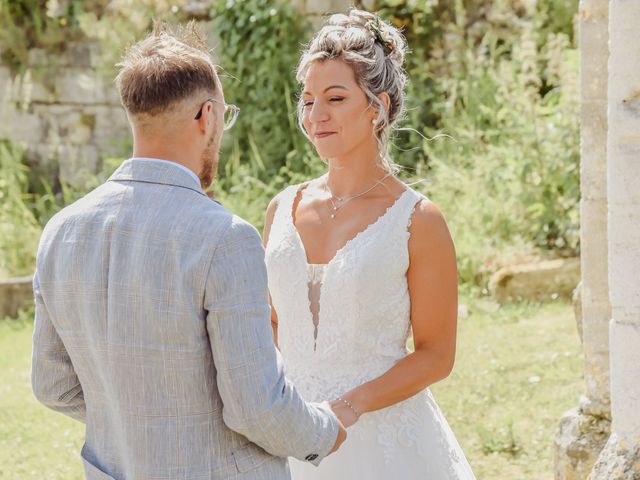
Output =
[{"x1": 263, "y1": 9, "x2": 476, "y2": 479}]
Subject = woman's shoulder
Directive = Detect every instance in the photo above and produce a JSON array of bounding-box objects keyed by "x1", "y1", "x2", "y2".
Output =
[{"x1": 403, "y1": 186, "x2": 450, "y2": 246}]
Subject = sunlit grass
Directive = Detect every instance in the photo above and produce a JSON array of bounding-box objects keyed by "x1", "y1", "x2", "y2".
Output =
[
  {"x1": 0, "y1": 298, "x2": 582, "y2": 479},
  {"x1": 431, "y1": 297, "x2": 583, "y2": 479},
  {"x1": 0, "y1": 307, "x2": 83, "y2": 480}
]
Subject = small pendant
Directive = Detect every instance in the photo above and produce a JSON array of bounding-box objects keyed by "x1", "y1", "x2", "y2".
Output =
[
  {"x1": 331, "y1": 214, "x2": 335, "y2": 219},
  {"x1": 333, "y1": 206, "x2": 338, "y2": 211}
]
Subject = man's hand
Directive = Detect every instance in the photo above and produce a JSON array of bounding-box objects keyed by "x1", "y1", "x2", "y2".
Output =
[{"x1": 328, "y1": 416, "x2": 347, "y2": 454}]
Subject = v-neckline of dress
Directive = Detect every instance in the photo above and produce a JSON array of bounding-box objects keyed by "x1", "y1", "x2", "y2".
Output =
[
  {"x1": 289, "y1": 184, "x2": 411, "y2": 268},
  {"x1": 288, "y1": 183, "x2": 411, "y2": 353}
]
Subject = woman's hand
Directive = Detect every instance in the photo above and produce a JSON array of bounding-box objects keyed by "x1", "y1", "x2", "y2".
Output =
[{"x1": 329, "y1": 398, "x2": 360, "y2": 428}]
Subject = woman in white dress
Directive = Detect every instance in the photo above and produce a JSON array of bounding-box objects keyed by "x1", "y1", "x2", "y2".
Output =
[{"x1": 263, "y1": 9, "x2": 476, "y2": 479}]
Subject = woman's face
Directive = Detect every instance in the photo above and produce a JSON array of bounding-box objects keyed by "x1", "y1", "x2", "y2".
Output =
[{"x1": 301, "y1": 59, "x2": 378, "y2": 160}]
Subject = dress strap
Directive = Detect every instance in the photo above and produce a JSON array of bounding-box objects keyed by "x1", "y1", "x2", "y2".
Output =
[
  {"x1": 271, "y1": 184, "x2": 300, "y2": 230},
  {"x1": 396, "y1": 186, "x2": 427, "y2": 231}
]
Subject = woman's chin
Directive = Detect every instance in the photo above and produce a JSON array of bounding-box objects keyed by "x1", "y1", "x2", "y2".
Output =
[{"x1": 313, "y1": 145, "x2": 343, "y2": 160}]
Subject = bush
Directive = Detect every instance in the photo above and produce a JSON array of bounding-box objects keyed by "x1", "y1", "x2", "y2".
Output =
[
  {"x1": 0, "y1": 141, "x2": 41, "y2": 276},
  {"x1": 371, "y1": 0, "x2": 580, "y2": 285},
  {"x1": 0, "y1": 1, "x2": 580, "y2": 287}
]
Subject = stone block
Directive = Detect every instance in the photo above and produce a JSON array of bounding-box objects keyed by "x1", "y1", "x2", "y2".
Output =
[
  {"x1": 489, "y1": 257, "x2": 581, "y2": 303},
  {"x1": 580, "y1": 198, "x2": 609, "y2": 299},
  {"x1": 37, "y1": 107, "x2": 88, "y2": 145},
  {"x1": 584, "y1": 352, "x2": 611, "y2": 406},
  {"x1": 573, "y1": 282, "x2": 583, "y2": 342},
  {"x1": 589, "y1": 433, "x2": 640, "y2": 480},
  {"x1": 57, "y1": 143, "x2": 100, "y2": 185},
  {"x1": 581, "y1": 301, "x2": 612, "y2": 351},
  {"x1": 54, "y1": 68, "x2": 106, "y2": 104},
  {"x1": 555, "y1": 407, "x2": 610, "y2": 480},
  {"x1": 305, "y1": 0, "x2": 349, "y2": 15},
  {"x1": 578, "y1": 0, "x2": 608, "y2": 22},
  {"x1": 607, "y1": 151, "x2": 640, "y2": 205},
  {"x1": 91, "y1": 105, "x2": 130, "y2": 154},
  {"x1": 580, "y1": 101, "x2": 608, "y2": 201},
  {"x1": 608, "y1": 206, "x2": 640, "y2": 309},
  {"x1": 609, "y1": 321, "x2": 640, "y2": 440},
  {"x1": 0, "y1": 276, "x2": 34, "y2": 318},
  {"x1": 580, "y1": 22, "x2": 608, "y2": 100},
  {"x1": 0, "y1": 104, "x2": 44, "y2": 144}
]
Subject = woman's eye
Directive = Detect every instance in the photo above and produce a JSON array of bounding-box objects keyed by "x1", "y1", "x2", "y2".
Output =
[
  {"x1": 329, "y1": 97, "x2": 344, "y2": 102},
  {"x1": 303, "y1": 101, "x2": 314, "y2": 107}
]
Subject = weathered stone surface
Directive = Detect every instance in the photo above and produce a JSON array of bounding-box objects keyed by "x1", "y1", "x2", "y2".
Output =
[
  {"x1": 555, "y1": 406, "x2": 611, "y2": 480},
  {"x1": 91, "y1": 105, "x2": 130, "y2": 153},
  {"x1": 574, "y1": 282, "x2": 583, "y2": 342},
  {"x1": 489, "y1": 258, "x2": 581, "y2": 303},
  {"x1": 0, "y1": 105, "x2": 44, "y2": 145},
  {"x1": 589, "y1": 434, "x2": 640, "y2": 480},
  {"x1": 0, "y1": 276, "x2": 34, "y2": 318},
  {"x1": 56, "y1": 143, "x2": 100, "y2": 186},
  {"x1": 54, "y1": 68, "x2": 103, "y2": 104},
  {"x1": 609, "y1": 321, "x2": 640, "y2": 439},
  {"x1": 305, "y1": 0, "x2": 350, "y2": 14}
]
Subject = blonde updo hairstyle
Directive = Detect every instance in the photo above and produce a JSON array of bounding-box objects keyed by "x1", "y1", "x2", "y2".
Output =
[{"x1": 296, "y1": 9, "x2": 409, "y2": 174}]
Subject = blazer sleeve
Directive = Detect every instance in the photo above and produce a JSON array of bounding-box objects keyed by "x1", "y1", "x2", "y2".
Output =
[
  {"x1": 31, "y1": 271, "x2": 86, "y2": 423},
  {"x1": 204, "y1": 217, "x2": 338, "y2": 465}
]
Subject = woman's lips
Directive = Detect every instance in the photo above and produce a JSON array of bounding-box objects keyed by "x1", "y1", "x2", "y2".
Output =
[{"x1": 314, "y1": 132, "x2": 336, "y2": 139}]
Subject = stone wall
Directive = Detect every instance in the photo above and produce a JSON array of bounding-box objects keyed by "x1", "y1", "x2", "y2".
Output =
[
  {"x1": 0, "y1": 0, "x2": 353, "y2": 186},
  {"x1": 0, "y1": 43, "x2": 130, "y2": 186}
]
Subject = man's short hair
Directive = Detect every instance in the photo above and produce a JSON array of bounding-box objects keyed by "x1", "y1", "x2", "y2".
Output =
[{"x1": 115, "y1": 21, "x2": 217, "y2": 116}]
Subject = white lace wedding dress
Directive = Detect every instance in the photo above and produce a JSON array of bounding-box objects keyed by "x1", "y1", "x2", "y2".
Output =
[{"x1": 265, "y1": 183, "x2": 476, "y2": 479}]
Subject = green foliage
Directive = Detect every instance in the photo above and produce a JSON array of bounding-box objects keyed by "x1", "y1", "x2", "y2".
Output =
[
  {"x1": 0, "y1": 137, "x2": 126, "y2": 278},
  {"x1": 0, "y1": 142, "x2": 42, "y2": 277},
  {"x1": 0, "y1": 1, "x2": 581, "y2": 288},
  {"x1": 0, "y1": 0, "x2": 95, "y2": 72},
  {"x1": 210, "y1": 0, "x2": 316, "y2": 183},
  {"x1": 75, "y1": 0, "x2": 189, "y2": 76},
  {"x1": 369, "y1": 0, "x2": 580, "y2": 285}
]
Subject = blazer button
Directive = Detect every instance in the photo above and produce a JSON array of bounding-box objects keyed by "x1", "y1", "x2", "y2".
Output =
[{"x1": 305, "y1": 454, "x2": 318, "y2": 461}]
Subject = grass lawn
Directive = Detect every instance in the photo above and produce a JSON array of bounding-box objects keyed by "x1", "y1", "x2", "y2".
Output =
[{"x1": 0, "y1": 298, "x2": 583, "y2": 479}]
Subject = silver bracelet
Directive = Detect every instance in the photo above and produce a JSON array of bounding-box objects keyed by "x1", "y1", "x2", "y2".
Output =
[{"x1": 337, "y1": 396, "x2": 361, "y2": 418}]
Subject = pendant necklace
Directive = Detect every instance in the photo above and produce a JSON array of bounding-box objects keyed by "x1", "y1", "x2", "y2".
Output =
[{"x1": 324, "y1": 172, "x2": 393, "y2": 219}]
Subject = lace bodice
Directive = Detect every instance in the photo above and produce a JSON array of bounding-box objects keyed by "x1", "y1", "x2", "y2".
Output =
[
  {"x1": 266, "y1": 183, "x2": 476, "y2": 479},
  {"x1": 265, "y1": 183, "x2": 423, "y2": 400}
]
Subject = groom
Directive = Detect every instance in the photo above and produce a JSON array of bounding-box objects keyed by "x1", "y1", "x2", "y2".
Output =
[{"x1": 31, "y1": 23, "x2": 346, "y2": 479}]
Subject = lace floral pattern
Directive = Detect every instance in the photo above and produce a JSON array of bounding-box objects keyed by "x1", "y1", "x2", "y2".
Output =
[{"x1": 265, "y1": 184, "x2": 476, "y2": 479}]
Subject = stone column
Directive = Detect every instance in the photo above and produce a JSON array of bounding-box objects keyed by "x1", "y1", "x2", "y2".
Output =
[
  {"x1": 554, "y1": 1, "x2": 612, "y2": 478},
  {"x1": 589, "y1": 1, "x2": 640, "y2": 478}
]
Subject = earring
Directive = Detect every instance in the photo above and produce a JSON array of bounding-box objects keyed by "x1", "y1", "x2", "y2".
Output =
[{"x1": 372, "y1": 119, "x2": 377, "y2": 125}]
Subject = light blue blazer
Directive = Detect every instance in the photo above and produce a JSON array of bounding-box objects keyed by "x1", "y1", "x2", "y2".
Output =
[{"x1": 31, "y1": 159, "x2": 338, "y2": 479}]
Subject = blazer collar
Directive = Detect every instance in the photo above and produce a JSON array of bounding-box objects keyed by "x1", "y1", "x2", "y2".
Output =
[{"x1": 108, "y1": 159, "x2": 206, "y2": 197}]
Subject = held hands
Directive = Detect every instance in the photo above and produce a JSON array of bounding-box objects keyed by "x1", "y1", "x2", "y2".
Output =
[
  {"x1": 328, "y1": 416, "x2": 347, "y2": 454},
  {"x1": 329, "y1": 397, "x2": 361, "y2": 429}
]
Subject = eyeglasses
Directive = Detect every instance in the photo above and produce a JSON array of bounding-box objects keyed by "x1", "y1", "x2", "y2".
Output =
[{"x1": 194, "y1": 98, "x2": 240, "y2": 131}]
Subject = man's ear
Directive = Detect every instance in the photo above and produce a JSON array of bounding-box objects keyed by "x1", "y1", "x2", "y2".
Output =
[{"x1": 197, "y1": 101, "x2": 213, "y2": 133}]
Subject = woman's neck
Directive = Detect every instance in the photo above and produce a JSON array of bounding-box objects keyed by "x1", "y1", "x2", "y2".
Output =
[{"x1": 325, "y1": 148, "x2": 389, "y2": 198}]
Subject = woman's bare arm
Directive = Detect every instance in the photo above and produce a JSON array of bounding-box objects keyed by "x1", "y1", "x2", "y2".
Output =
[{"x1": 330, "y1": 199, "x2": 458, "y2": 426}]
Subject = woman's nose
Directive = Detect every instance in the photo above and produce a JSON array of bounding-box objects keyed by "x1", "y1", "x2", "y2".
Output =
[{"x1": 308, "y1": 101, "x2": 329, "y2": 123}]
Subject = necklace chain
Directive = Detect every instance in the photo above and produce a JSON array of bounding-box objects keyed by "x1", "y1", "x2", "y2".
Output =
[{"x1": 324, "y1": 172, "x2": 393, "y2": 219}]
